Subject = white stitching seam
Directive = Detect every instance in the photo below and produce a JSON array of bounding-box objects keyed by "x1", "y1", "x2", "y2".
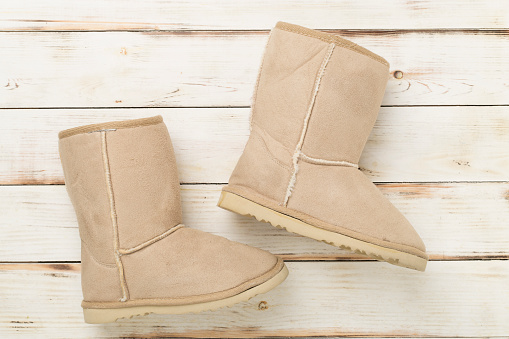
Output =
[
  {"x1": 283, "y1": 43, "x2": 336, "y2": 206},
  {"x1": 101, "y1": 131, "x2": 130, "y2": 302},
  {"x1": 299, "y1": 152, "x2": 358, "y2": 168},
  {"x1": 88, "y1": 128, "x2": 117, "y2": 133}
]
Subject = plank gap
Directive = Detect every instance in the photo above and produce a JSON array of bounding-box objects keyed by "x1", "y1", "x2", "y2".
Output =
[
  {"x1": 2, "y1": 181, "x2": 509, "y2": 187},
  {"x1": 2, "y1": 104, "x2": 509, "y2": 110}
]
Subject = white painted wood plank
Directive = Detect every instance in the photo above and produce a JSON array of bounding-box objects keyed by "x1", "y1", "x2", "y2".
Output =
[
  {"x1": 1, "y1": 183, "x2": 508, "y2": 262},
  {"x1": 0, "y1": 107, "x2": 508, "y2": 184},
  {"x1": 1, "y1": 261, "x2": 508, "y2": 337},
  {"x1": 1, "y1": 32, "x2": 509, "y2": 107},
  {"x1": 1, "y1": 0, "x2": 508, "y2": 31}
]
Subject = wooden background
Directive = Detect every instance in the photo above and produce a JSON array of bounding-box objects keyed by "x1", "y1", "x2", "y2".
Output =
[{"x1": 1, "y1": 1, "x2": 508, "y2": 337}]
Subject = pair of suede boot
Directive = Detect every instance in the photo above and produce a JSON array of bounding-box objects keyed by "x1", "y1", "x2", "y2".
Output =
[{"x1": 59, "y1": 22, "x2": 427, "y2": 324}]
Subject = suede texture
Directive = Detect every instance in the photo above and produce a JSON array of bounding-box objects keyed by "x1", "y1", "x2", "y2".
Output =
[
  {"x1": 224, "y1": 22, "x2": 426, "y2": 256},
  {"x1": 229, "y1": 124, "x2": 292, "y2": 203},
  {"x1": 105, "y1": 123, "x2": 182, "y2": 249},
  {"x1": 122, "y1": 227, "x2": 277, "y2": 300},
  {"x1": 59, "y1": 132, "x2": 116, "y2": 265},
  {"x1": 223, "y1": 185, "x2": 425, "y2": 258},
  {"x1": 59, "y1": 116, "x2": 283, "y2": 306},
  {"x1": 287, "y1": 164, "x2": 426, "y2": 252},
  {"x1": 81, "y1": 241, "x2": 123, "y2": 302},
  {"x1": 252, "y1": 28, "x2": 330, "y2": 150},
  {"x1": 300, "y1": 47, "x2": 389, "y2": 163}
]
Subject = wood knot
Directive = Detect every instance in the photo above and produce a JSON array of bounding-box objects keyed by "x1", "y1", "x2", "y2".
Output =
[
  {"x1": 258, "y1": 301, "x2": 268, "y2": 310},
  {"x1": 393, "y1": 70, "x2": 403, "y2": 79}
]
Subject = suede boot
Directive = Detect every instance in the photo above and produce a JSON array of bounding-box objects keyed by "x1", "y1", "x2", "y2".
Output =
[
  {"x1": 59, "y1": 116, "x2": 288, "y2": 323},
  {"x1": 218, "y1": 22, "x2": 428, "y2": 271}
]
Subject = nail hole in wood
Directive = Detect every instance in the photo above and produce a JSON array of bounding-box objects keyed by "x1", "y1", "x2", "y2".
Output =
[{"x1": 393, "y1": 70, "x2": 403, "y2": 79}]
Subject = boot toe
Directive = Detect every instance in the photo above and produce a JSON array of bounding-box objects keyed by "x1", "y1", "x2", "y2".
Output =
[
  {"x1": 287, "y1": 165, "x2": 427, "y2": 259},
  {"x1": 122, "y1": 226, "x2": 286, "y2": 302}
]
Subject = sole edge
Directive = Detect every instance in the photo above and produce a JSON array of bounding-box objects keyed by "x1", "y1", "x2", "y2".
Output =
[
  {"x1": 218, "y1": 190, "x2": 427, "y2": 272},
  {"x1": 83, "y1": 263, "x2": 289, "y2": 324}
]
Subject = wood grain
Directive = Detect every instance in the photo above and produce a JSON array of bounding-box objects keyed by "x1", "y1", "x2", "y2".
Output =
[
  {"x1": 1, "y1": 2, "x2": 508, "y2": 337},
  {"x1": 1, "y1": 261, "x2": 508, "y2": 337},
  {"x1": 1, "y1": 0, "x2": 508, "y2": 31},
  {"x1": 1, "y1": 31, "x2": 509, "y2": 107},
  {"x1": 1, "y1": 107, "x2": 508, "y2": 185},
  {"x1": 1, "y1": 183, "x2": 508, "y2": 262}
]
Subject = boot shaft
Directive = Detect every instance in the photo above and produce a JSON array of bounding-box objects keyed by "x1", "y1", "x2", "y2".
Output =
[
  {"x1": 59, "y1": 116, "x2": 182, "y2": 266},
  {"x1": 251, "y1": 22, "x2": 390, "y2": 165},
  {"x1": 230, "y1": 22, "x2": 390, "y2": 205}
]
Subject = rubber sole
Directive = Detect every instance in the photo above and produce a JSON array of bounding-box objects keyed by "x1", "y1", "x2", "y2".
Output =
[
  {"x1": 83, "y1": 264, "x2": 288, "y2": 324},
  {"x1": 218, "y1": 191, "x2": 427, "y2": 272}
]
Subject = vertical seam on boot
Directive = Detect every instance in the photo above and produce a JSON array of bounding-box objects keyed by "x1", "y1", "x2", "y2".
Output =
[
  {"x1": 283, "y1": 43, "x2": 336, "y2": 206},
  {"x1": 249, "y1": 29, "x2": 274, "y2": 132},
  {"x1": 101, "y1": 130, "x2": 130, "y2": 302}
]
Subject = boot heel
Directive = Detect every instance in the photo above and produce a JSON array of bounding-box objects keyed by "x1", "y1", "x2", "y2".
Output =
[{"x1": 218, "y1": 191, "x2": 291, "y2": 228}]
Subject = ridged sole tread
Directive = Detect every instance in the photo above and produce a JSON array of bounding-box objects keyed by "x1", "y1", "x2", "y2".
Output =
[{"x1": 218, "y1": 191, "x2": 427, "y2": 271}]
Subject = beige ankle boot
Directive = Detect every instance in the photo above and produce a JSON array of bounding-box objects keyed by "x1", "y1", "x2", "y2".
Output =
[
  {"x1": 218, "y1": 22, "x2": 428, "y2": 271},
  {"x1": 59, "y1": 116, "x2": 288, "y2": 323}
]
